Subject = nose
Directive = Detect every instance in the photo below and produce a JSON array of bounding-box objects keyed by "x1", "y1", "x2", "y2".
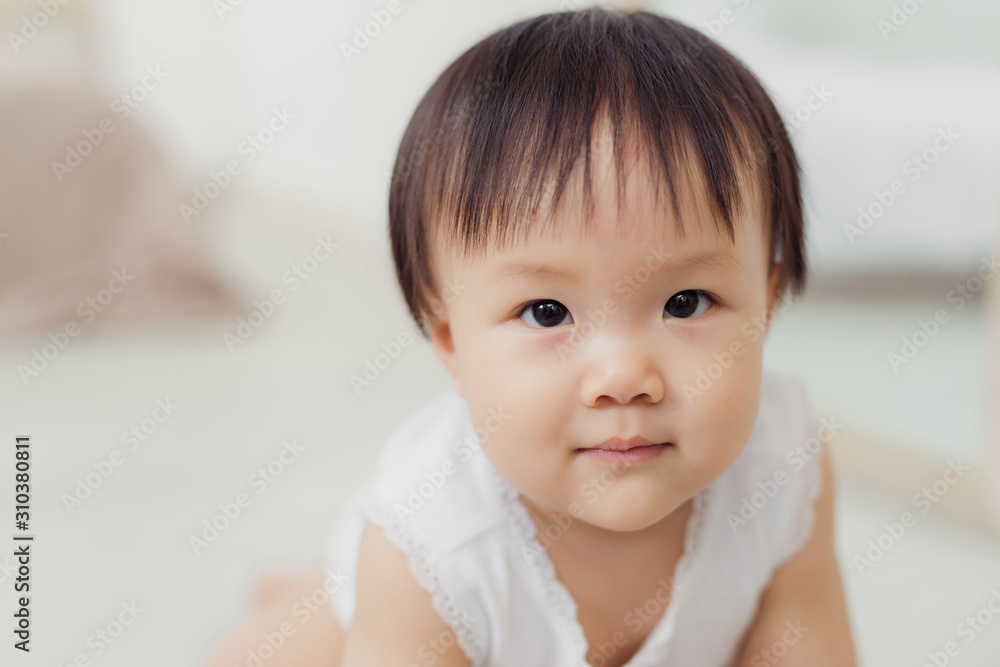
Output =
[{"x1": 580, "y1": 340, "x2": 666, "y2": 406}]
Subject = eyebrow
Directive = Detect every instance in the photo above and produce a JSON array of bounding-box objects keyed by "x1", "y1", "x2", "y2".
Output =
[{"x1": 489, "y1": 250, "x2": 744, "y2": 281}]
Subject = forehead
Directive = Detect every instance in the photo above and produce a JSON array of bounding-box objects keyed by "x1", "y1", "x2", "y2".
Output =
[{"x1": 431, "y1": 125, "x2": 767, "y2": 280}]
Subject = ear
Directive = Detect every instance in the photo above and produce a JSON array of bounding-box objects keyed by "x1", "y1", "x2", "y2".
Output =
[
  {"x1": 764, "y1": 265, "x2": 783, "y2": 333},
  {"x1": 428, "y1": 313, "x2": 464, "y2": 398}
]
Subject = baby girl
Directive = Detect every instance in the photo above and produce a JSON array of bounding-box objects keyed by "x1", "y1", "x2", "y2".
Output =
[{"x1": 206, "y1": 7, "x2": 856, "y2": 666}]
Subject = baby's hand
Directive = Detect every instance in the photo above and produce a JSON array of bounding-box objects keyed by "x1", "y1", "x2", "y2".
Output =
[
  {"x1": 202, "y1": 565, "x2": 345, "y2": 667},
  {"x1": 252, "y1": 568, "x2": 313, "y2": 608}
]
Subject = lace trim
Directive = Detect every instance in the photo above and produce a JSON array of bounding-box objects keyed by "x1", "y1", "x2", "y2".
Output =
[
  {"x1": 774, "y1": 429, "x2": 825, "y2": 568},
  {"x1": 677, "y1": 482, "x2": 712, "y2": 598},
  {"x1": 491, "y1": 468, "x2": 583, "y2": 642},
  {"x1": 491, "y1": 466, "x2": 713, "y2": 663},
  {"x1": 363, "y1": 499, "x2": 487, "y2": 666}
]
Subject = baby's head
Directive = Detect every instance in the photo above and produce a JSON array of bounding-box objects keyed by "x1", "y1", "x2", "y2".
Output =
[{"x1": 388, "y1": 8, "x2": 805, "y2": 532}]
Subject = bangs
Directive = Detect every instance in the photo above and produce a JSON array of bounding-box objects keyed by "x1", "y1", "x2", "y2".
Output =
[{"x1": 389, "y1": 8, "x2": 804, "y2": 335}]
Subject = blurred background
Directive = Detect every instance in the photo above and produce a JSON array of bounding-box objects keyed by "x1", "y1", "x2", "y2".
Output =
[{"x1": 0, "y1": 0, "x2": 998, "y2": 665}]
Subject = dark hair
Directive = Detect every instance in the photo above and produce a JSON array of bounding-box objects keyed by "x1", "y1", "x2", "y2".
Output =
[{"x1": 389, "y1": 7, "x2": 805, "y2": 339}]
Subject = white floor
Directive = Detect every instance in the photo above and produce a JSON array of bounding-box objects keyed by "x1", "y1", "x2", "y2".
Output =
[{"x1": 2, "y1": 189, "x2": 999, "y2": 666}]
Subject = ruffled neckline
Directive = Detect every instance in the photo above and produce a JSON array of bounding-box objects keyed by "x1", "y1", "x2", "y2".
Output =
[{"x1": 490, "y1": 467, "x2": 714, "y2": 666}]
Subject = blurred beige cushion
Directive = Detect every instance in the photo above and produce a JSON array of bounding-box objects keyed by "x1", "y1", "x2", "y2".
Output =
[{"x1": 0, "y1": 79, "x2": 241, "y2": 336}]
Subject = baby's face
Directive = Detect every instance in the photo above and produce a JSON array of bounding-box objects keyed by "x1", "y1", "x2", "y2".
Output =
[{"x1": 427, "y1": 142, "x2": 779, "y2": 533}]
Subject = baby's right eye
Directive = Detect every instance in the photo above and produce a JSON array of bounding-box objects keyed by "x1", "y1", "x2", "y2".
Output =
[{"x1": 517, "y1": 300, "x2": 574, "y2": 328}]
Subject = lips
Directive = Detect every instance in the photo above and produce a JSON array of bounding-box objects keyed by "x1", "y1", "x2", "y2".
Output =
[
  {"x1": 583, "y1": 436, "x2": 667, "y2": 452},
  {"x1": 575, "y1": 436, "x2": 672, "y2": 465}
]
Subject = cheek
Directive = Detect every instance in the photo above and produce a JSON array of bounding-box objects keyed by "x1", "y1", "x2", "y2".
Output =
[
  {"x1": 457, "y1": 327, "x2": 568, "y2": 470},
  {"x1": 461, "y1": 325, "x2": 548, "y2": 378},
  {"x1": 461, "y1": 331, "x2": 568, "y2": 416},
  {"x1": 673, "y1": 323, "x2": 764, "y2": 480},
  {"x1": 466, "y1": 394, "x2": 565, "y2": 493},
  {"x1": 668, "y1": 299, "x2": 766, "y2": 386}
]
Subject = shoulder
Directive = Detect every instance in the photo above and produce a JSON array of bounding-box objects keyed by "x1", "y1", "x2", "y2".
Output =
[
  {"x1": 347, "y1": 389, "x2": 506, "y2": 664},
  {"x1": 731, "y1": 447, "x2": 859, "y2": 665},
  {"x1": 364, "y1": 388, "x2": 505, "y2": 553},
  {"x1": 716, "y1": 370, "x2": 832, "y2": 569},
  {"x1": 341, "y1": 520, "x2": 474, "y2": 667}
]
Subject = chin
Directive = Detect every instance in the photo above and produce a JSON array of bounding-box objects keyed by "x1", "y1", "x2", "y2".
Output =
[{"x1": 581, "y1": 497, "x2": 677, "y2": 533}]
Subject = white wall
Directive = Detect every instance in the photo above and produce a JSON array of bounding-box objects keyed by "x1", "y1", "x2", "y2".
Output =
[
  {"x1": 75, "y1": 0, "x2": 595, "y2": 248},
  {"x1": 6, "y1": 0, "x2": 997, "y2": 272}
]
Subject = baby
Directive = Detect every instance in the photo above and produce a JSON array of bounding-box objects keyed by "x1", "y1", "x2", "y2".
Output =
[{"x1": 206, "y1": 7, "x2": 856, "y2": 667}]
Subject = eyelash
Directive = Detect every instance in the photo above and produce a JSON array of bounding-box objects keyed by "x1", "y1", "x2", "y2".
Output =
[{"x1": 514, "y1": 290, "x2": 720, "y2": 326}]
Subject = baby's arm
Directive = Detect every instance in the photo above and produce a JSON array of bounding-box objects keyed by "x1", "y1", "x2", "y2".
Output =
[
  {"x1": 341, "y1": 521, "x2": 473, "y2": 667},
  {"x1": 733, "y1": 448, "x2": 858, "y2": 666}
]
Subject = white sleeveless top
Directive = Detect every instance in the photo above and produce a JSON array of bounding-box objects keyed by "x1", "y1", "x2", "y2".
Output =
[{"x1": 325, "y1": 370, "x2": 824, "y2": 666}]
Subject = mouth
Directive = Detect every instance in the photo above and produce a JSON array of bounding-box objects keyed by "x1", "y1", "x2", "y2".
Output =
[{"x1": 574, "y1": 438, "x2": 673, "y2": 465}]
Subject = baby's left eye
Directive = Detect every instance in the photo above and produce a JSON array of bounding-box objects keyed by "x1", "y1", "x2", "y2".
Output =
[{"x1": 664, "y1": 290, "x2": 714, "y2": 319}]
